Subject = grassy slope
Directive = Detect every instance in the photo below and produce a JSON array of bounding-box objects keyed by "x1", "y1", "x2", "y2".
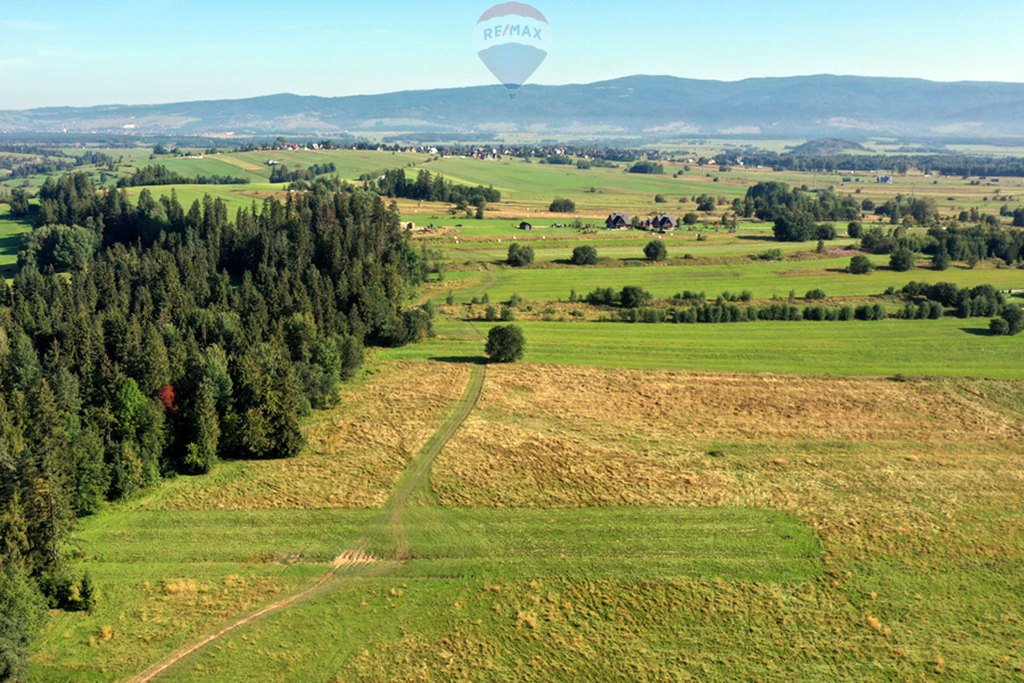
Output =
[
  {"x1": 0, "y1": 202, "x2": 31, "y2": 278},
  {"x1": 382, "y1": 319, "x2": 1024, "y2": 379}
]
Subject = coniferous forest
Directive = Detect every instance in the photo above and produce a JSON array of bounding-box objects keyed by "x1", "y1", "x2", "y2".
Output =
[{"x1": 0, "y1": 173, "x2": 430, "y2": 673}]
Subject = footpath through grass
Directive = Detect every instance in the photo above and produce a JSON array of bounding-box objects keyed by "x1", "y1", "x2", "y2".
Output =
[{"x1": 29, "y1": 360, "x2": 820, "y2": 682}]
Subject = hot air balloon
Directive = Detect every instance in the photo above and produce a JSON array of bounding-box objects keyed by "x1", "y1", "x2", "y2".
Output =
[{"x1": 474, "y1": 2, "x2": 551, "y2": 99}]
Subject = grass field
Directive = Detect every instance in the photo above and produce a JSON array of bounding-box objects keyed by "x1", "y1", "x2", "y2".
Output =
[
  {"x1": 0, "y1": 202, "x2": 31, "y2": 277},
  {"x1": 38, "y1": 359, "x2": 1020, "y2": 681},
  {"x1": 382, "y1": 319, "x2": 1024, "y2": 379},
  {"x1": 435, "y1": 256, "x2": 1024, "y2": 304},
  {"x1": 28, "y1": 361, "x2": 823, "y2": 681}
]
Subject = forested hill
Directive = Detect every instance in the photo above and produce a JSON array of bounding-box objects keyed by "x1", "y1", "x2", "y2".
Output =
[
  {"x1": 0, "y1": 175, "x2": 433, "y2": 648},
  {"x1": 3, "y1": 75, "x2": 1024, "y2": 140}
]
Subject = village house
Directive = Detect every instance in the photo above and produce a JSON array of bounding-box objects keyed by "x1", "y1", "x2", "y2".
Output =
[
  {"x1": 605, "y1": 212, "x2": 631, "y2": 229},
  {"x1": 647, "y1": 215, "x2": 679, "y2": 232}
]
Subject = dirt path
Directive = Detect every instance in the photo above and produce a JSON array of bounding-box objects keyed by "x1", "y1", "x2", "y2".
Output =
[
  {"x1": 389, "y1": 362, "x2": 485, "y2": 560},
  {"x1": 127, "y1": 359, "x2": 486, "y2": 683}
]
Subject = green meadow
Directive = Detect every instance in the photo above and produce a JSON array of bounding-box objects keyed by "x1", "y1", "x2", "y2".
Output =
[
  {"x1": 382, "y1": 319, "x2": 1024, "y2": 379},
  {"x1": 0, "y1": 202, "x2": 32, "y2": 277},
  {"x1": 437, "y1": 256, "x2": 1024, "y2": 304}
]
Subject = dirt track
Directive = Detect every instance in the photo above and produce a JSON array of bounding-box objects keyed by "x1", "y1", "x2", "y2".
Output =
[{"x1": 127, "y1": 359, "x2": 486, "y2": 682}]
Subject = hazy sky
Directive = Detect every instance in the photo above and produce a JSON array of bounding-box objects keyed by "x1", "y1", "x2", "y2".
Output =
[{"x1": 2, "y1": 0, "x2": 1023, "y2": 109}]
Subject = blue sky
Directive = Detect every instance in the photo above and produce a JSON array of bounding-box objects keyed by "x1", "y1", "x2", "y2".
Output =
[{"x1": 2, "y1": 0, "x2": 1022, "y2": 109}]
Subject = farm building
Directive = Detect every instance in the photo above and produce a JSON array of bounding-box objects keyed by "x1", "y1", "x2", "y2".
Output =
[
  {"x1": 606, "y1": 213, "x2": 631, "y2": 229},
  {"x1": 647, "y1": 215, "x2": 679, "y2": 232}
]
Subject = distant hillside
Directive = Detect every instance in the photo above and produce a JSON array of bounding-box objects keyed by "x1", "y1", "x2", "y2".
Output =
[
  {"x1": 788, "y1": 138, "x2": 867, "y2": 156},
  {"x1": 3, "y1": 75, "x2": 1024, "y2": 141}
]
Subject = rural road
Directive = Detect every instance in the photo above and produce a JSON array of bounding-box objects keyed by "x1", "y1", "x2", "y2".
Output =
[{"x1": 127, "y1": 358, "x2": 486, "y2": 683}]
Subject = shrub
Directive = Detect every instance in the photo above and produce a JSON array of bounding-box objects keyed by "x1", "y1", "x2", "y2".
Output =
[
  {"x1": 585, "y1": 287, "x2": 617, "y2": 306},
  {"x1": 682, "y1": 212, "x2": 700, "y2": 225},
  {"x1": 654, "y1": 194, "x2": 667, "y2": 203},
  {"x1": 990, "y1": 318, "x2": 1010, "y2": 335},
  {"x1": 999, "y1": 306, "x2": 1024, "y2": 335},
  {"x1": 805, "y1": 289, "x2": 827, "y2": 300},
  {"x1": 889, "y1": 247, "x2": 916, "y2": 272},
  {"x1": 932, "y1": 249, "x2": 951, "y2": 271},
  {"x1": 639, "y1": 308, "x2": 666, "y2": 323},
  {"x1": 500, "y1": 306, "x2": 516, "y2": 322},
  {"x1": 643, "y1": 240, "x2": 668, "y2": 262},
  {"x1": 484, "y1": 305, "x2": 498, "y2": 321},
  {"x1": 486, "y1": 325, "x2": 526, "y2": 363},
  {"x1": 849, "y1": 255, "x2": 875, "y2": 274},
  {"x1": 506, "y1": 243, "x2": 534, "y2": 267},
  {"x1": 549, "y1": 198, "x2": 576, "y2": 213},
  {"x1": 848, "y1": 221, "x2": 863, "y2": 238},
  {"x1": 620, "y1": 286, "x2": 653, "y2": 309},
  {"x1": 816, "y1": 224, "x2": 838, "y2": 240},
  {"x1": 571, "y1": 245, "x2": 599, "y2": 265},
  {"x1": 78, "y1": 573, "x2": 97, "y2": 613}
]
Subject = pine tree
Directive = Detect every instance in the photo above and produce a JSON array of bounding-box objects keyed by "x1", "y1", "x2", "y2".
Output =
[
  {"x1": 78, "y1": 572, "x2": 97, "y2": 613},
  {"x1": 20, "y1": 381, "x2": 73, "y2": 578},
  {"x1": 184, "y1": 378, "x2": 220, "y2": 474}
]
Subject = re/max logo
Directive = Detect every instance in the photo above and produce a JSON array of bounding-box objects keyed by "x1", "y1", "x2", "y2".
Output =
[{"x1": 482, "y1": 24, "x2": 543, "y2": 41}]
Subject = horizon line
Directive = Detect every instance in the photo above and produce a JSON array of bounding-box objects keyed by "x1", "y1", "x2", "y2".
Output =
[{"x1": 8, "y1": 72, "x2": 1024, "y2": 112}]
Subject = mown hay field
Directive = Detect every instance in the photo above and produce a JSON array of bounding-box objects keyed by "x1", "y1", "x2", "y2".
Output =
[
  {"x1": 148, "y1": 362, "x2": 470, "y2": 511},
  {"x1": 382, "y1": 319, "x2": 1024, "y2": 379}
]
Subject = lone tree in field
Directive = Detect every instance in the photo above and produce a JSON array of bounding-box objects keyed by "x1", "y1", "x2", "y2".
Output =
[
  {"x1": 849, "y1": 255, "x2": 875, "y2": 275},
  {"x1": 571, "y1": 245, "x2": 599, "y2": 265},
  {"x1": 549, "y1": 198, "x2": 576, "y2": 213},
  {"x1": 889, "y1": 247, "x2": 916, "y2": 272},
  {"x1": 506, "y1": 243, "x2": 534, "y2": 267},
  {"x1": 486, "y1": 325, "x2": 526, "y2": 363},
  {"x1": 644, "y1": 240, "x2": 668, "y2": 262}
]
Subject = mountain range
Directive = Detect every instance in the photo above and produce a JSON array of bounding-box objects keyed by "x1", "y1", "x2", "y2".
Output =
[{"x1": 3, "y1": 75, "x2": 1024, "y2": 141}]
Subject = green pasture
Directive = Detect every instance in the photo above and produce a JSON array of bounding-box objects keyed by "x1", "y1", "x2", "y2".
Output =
[
  {"x1": 0, "y1": 203, "x2": 31, "y2": 277},
  {"x1": 382, "y1": 319, "x2": 1024, "y2": 379},
  {"x1": 29, "y1": 479, "x2": 816, "y2": 680},
  {"x1": 439, "y1": 256, "x2": 1024, "y2": 303}
]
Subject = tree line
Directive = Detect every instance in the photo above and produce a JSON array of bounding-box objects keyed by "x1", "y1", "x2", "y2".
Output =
[
  {"x1": 0, "y1": 173, "x2": 431, "y2": 674},
  {"x1": 269, "y1": 162, "x2": 337, "y2": 184},
  {"x1": 715, "y1": 151, "x2": 1024, "y2": 178},
  {"x1": 360, "y1": 168, "x2": 500, "y2": 208},
  {"x1": 117, "y1": 164, "x2": 250, "y2": 187}
]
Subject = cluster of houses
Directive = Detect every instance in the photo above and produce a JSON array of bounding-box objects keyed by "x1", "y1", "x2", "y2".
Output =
[
  {"x1": 605, "y1": 213, "x2": 679, "y2": 232},
  {"x1": 517, "y1": 213, "x2": 682, "y2": 232}
]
